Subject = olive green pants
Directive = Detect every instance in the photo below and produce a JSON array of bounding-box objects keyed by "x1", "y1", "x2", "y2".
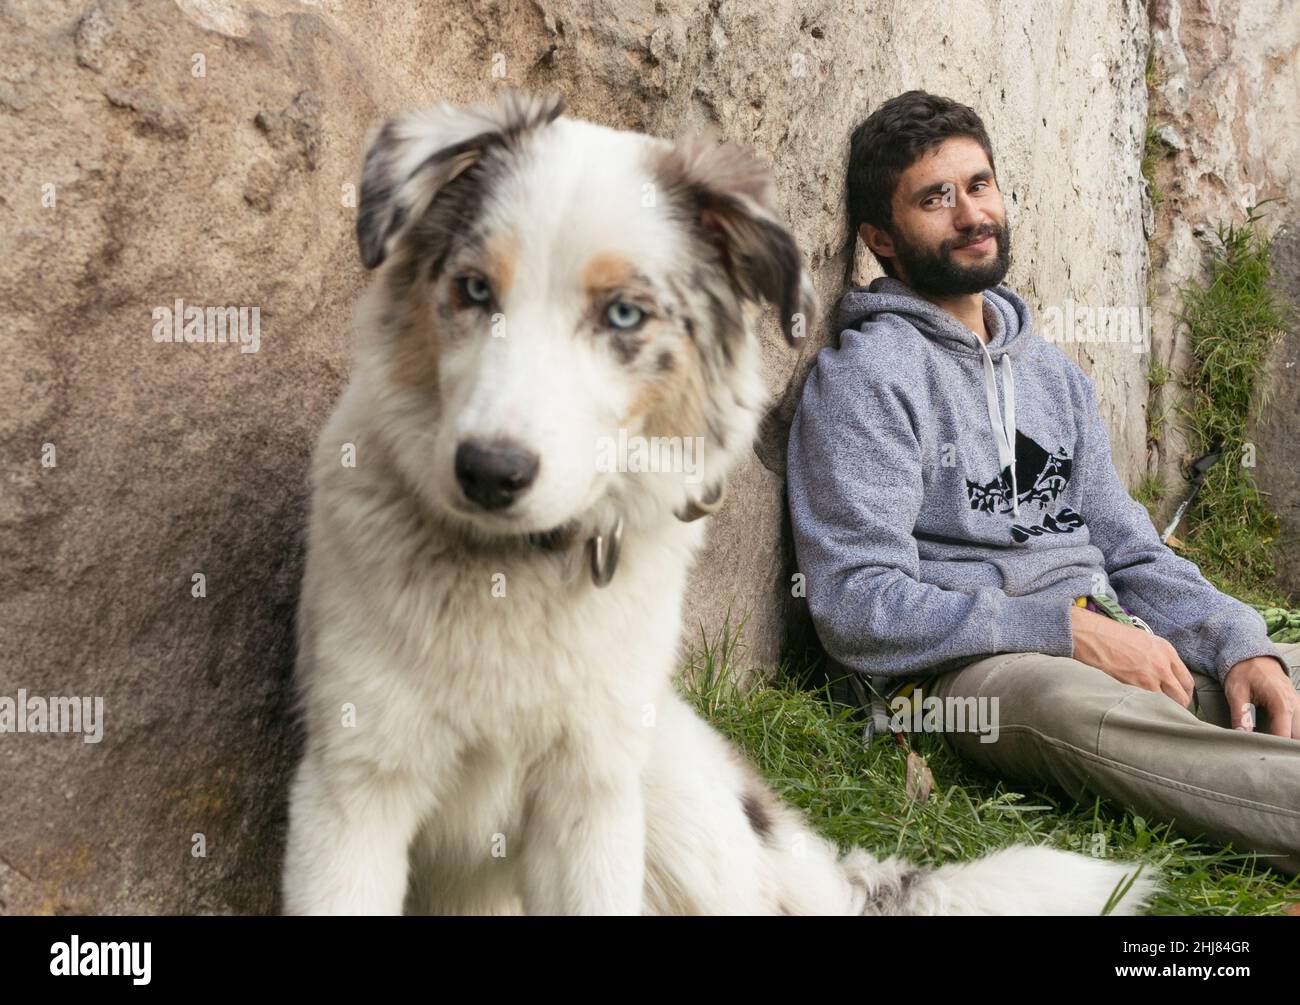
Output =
[{"x1": 926, "y1": 643, "x2": 1300, "y2": 875}]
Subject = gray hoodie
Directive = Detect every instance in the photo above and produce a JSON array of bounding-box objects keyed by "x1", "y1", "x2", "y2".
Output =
[{"x1": 786, "y1": 276, "x2": 1283, "y2": 686}]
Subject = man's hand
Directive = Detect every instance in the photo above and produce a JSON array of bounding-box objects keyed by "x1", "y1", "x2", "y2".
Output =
[
  {"x1": 1070, "y1": 605, "x2": 1195, "y2": 708},
  {"x1": 1224, "y1": 656, "x2": 1300, "y2": 738}
]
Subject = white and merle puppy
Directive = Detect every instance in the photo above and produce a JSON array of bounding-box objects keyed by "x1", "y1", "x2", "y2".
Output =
[{"x1": 281, "y1": 91, "x2": 1158, "y2": 915}]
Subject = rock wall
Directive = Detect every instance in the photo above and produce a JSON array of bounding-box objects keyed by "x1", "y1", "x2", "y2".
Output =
[
  {"x1": 1255, "y1": 225, "x2": 1300, "y2": 600},
  {"x1": 2, "y1": 0, "x2": 1159, "y2": 914},
  {"x1": 1145, "y1": 0, "x2": 1300, "y2": 596}
]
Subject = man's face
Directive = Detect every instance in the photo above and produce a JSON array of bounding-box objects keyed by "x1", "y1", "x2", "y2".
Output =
[{"x1": 862, "y1": 137, "x2": 1011, "y2": 296}]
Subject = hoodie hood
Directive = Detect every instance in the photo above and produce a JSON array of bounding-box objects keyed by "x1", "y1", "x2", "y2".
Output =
[{"x1": 832, "y1": 276, "x2": 1033, "y2": 360}]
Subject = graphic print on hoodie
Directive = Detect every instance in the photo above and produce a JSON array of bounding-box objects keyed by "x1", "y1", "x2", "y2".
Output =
[
  {"x1": 966, "y1": 429, "x2": 1084, "y2": 543},
  {"x1": 785, "y1": 275, "x2": 1280, "y2": 685}
]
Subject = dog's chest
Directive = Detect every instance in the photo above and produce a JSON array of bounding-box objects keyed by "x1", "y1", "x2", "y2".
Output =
[{"x1": 393, "y1": 535, "x2": 692, "y2": 723}]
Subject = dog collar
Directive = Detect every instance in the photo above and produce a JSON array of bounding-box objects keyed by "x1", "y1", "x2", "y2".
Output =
[
  {"x1": 674, "y1": 480, "x2": 726, "y2": 522},
  {"x1": 525, "y1": 478, "x2": 724, "y2": 589},
  {"x1": 587, "y1": 517, "x2": 623, "y2": 588},
  {"x1": 525, "y1": 517, "x2": 623, "y2": 588}
]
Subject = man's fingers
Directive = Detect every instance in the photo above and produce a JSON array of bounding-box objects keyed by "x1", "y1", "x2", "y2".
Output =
[
  {"x1": 1161, "y1": 683, "x2": 1191, "y2": 708},
  {"x1": 1159, "y1": 641, "x2": 1195, "y2": 698},
  {"x1": 1259, "y1": 692, "x2": 1294, "y2": 740},
  {"x1": 1160, "y1": 667, "x2": 1192, "y2": 709}
]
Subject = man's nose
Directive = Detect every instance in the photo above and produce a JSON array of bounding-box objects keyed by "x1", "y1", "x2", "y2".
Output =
[
  {"x1": 951, "y1": 191, "x2": 984, "y2": 231},
  {"x1": 454, "y1": 439, "x2": 540, "y2": 511}
]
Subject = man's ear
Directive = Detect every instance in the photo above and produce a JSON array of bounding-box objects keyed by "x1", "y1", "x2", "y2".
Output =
[
  {"x1": 652, "y1": 134, "x2": 817, "y2": 345},
  {"x1": 859, "y1": 220, "x2": 896, "y2": 262},
  {"x1": 355, "y1": 91, "x2": 564, "y2": 269}
]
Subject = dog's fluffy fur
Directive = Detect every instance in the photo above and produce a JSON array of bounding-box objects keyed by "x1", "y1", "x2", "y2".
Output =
[{"x1": 281, "y1": 92, "x2": 1159, "y2": 915}]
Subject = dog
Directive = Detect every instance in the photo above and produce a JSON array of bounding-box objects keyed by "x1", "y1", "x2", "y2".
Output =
[{"x1": 281, "y1": 91, "x2": 1159, "y2": 915}]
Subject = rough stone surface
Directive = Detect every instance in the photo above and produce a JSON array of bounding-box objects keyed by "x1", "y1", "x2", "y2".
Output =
[
  {"x1": 1252, "y1": 224, "x2": 1300, "y2": 599},
  {"x1": 0, "y1": 0, "x2": 1176, "y2": 914},
  {"x1": 1145, "y1": 0, "x2": 1300, "y2": 596}
]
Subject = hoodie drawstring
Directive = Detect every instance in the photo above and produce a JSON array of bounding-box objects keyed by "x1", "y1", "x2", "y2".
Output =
[{"x1": 980, "y1": 346, "x2": 1019, "y2": 518}]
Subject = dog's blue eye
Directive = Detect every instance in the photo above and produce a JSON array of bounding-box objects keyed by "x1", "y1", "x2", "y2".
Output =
[
  {"x1": 606, "y1": 301, "x2": 645, "y2": 330},
  {"x1": 458, "y1": 275, "x2": 493, "y2": 306}
]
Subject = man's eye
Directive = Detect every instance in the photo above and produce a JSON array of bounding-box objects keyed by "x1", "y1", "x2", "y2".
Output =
[
  {"x1": 457, "y1": 275, "x2": 493, "y2": 307},
  {"x1": 606, "y1": 301, "x2": 646, "y2": 330}
]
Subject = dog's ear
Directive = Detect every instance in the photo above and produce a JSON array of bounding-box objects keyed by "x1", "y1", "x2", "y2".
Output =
[
  {"x1": 356, "y1": 91, "x2": 564, "y2": 269},
  {"x1": 653, "y1": 134, "x2": 817, "y2": 345}
]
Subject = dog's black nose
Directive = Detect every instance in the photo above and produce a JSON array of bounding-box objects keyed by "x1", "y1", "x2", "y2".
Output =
[{"x1": 454, "y1": 440, "x2": 539, "y2": 511}]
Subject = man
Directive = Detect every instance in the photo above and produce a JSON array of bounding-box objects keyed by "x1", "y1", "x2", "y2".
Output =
[{"x1": 786, "y1": 90, "x2": 1300, "y2": 874}]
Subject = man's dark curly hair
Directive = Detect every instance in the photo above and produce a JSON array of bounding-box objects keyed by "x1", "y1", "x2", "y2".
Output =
[{"x1": 845, "y1": 90, "x2": 997, "y2": 281}]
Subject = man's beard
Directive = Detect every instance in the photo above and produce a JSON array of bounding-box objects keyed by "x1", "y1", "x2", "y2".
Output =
[{"x1": 892, "y1": 220, "x2": 1012, "y2": 296}]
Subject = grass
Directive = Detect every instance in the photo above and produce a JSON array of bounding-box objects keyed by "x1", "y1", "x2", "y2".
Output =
[
  {"x1": 1138, "y1": 361, "x2": 1172, "y2": 521},
  {"x1": 1145, "y1": 357, "x2": 1173, "y2": 448},
  {"x1": 675, "y1": 611, "x2": 1300, "y2": 915},
  {"x1": 1141, "y1": 123, "x2": 1170, "y2": 220},
  {"x1": 1145, "y1": 46, "x2": 1164, "y2": 92},
  {"x1": 1132, "y1": 472, "x2": 1168, "y2": 516},
  {"x1": 1148, "y1": 357, "x2": 1172, "y2": 394},
  {"x1": 1174, "y1": 201, "x2": 1294, "y2": 608}
]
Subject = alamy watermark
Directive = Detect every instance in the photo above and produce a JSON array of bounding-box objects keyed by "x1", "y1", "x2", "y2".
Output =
[
  {"x1": 152, "y1": 298, "x2": 261, "y2": 353},
  {"x1": 595, "y1": 428, "x2": 705, "y2": 484},
  {"x1": 1, "y1": 690, "x2": 104, "y2": 743},
  {"x1": 1039, "y1": 299, "x2": 1149, "y2": 354},
  {"x1": 50, "y1": 937, "x2": 150, "y2": 984},
  {"x1": 889, "y1": 690, "x2": 1000, "y2": 743}
]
